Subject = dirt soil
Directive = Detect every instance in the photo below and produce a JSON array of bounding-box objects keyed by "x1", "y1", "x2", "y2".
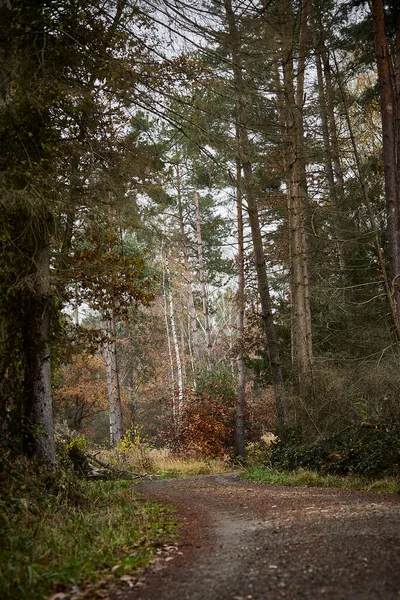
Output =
[{"x1": 117, "y1": 473, "x2": 400, "y2": 600}]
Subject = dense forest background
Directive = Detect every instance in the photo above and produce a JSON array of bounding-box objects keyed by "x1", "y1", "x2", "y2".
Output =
[{"x1": 1, "y1": 0, "x2": 400, "y2": 469}]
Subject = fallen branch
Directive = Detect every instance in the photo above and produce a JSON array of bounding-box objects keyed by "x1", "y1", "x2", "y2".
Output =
[{"x1": 86, "y1": 453, "x2": 158, "y2": 480}]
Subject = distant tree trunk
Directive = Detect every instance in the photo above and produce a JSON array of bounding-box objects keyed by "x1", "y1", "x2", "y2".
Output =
[
  {"x1": 313, "y1": 28, "x2": 347, "y2": 269},
  {"x1": 371, "y1": 0, "x2": 400, "y2": 321},
  {"x1": 166, "y1": 255, "x2": 184, "y2": 421},
  {"x1": 235, "y1": 157, "x2": 246, "y2": 457},
  {"x1": 280, "y1": 0, "x2": 313, "y2": 396},
  {"x1": 110, "y1": 311, "x2": 124, "y2": 443},
  {"x1": 22, "y1": 239, "x2": 56, "y2": 463},
  {"x1": 187, "y1": 313, "x2": 197, "y2": 389},
  {"x1": 193, "y1": 182, "x2": 213, "y2": 364},
  {"x1": 224, "y1": 0, "x2": 285, "y2": 427},
  {"x1": 103, "y1": 335, "x2": 116, "y2": 447},
  {"x1": 319, "y1": 36, "x2": 346, "y2": 208},
  {"x1": 162, "y1": 251, "x2": 176, "y2": 403},
  {"x1": 180, "y1": 321, "x2": 187, "y2": 388},
  {"x1": 317, "y1": 25, "x2": 352, "y2": 271},
  {"x1": 177, "y1": 164, "x2": 199, "y2": 365}
]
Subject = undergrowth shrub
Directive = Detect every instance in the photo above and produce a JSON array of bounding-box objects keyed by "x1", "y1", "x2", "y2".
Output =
[
  {"x1": 55, "y1": 421, "x2": 90, "y2": 476},
  {"x1": 266, "y1": 424, "x2": 400, "y2": 477},
  {"x1": 0, "y1": 447, "x2": 176, "y2": 600},
  {"x1": 162, "y1": 390, "x2": 235, "y2": 457},
  {"x1": 0, "y1": 446, "x2": 89, "y2": 525},
  {"x1": 284, "y1": 361, "x2": 400, "y2": 440},
  {"x1": 115, "y1": 425, "x2": 155, "y2": 473}
]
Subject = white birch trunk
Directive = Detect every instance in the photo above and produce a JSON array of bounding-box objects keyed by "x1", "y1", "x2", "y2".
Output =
[
  {"x1": 162, "y1": 251, "x2": 176, "y2": 404},
  {"x1": 110, "y1": 311, "x2": 124, "y2": 443},
  {"x1": 166, "y1": 256, "x2": 184, "y2": 421},
  {"x1": 103, "y1": 334, "x2": 116, "y2": 448}
]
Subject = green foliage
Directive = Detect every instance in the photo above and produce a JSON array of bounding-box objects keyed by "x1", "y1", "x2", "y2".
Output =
[
  {"x1": 265, "y1": 425, "x2": 400, "y2": 477},
  {"x1": 245, "y1": 441, "x2": 268, "y2": 465},
  {"x1": 0, "y1": 452, "x2": 177, "y2": 600},
  {"x1": 244, "y1": 465, "x2": 400, "y2": 494},
  {"x1": 196, "y1": 362, "x2": 236, "y2": 402},
  {"x1": 56, "y1": 431, "x2": 90, "y2": 476},
  {"x1": 114, "y1": 425, "x2": 155, "y2": 473},
  {"x1": 117, "y1": 424, "x2": 149, "y2": 452}
]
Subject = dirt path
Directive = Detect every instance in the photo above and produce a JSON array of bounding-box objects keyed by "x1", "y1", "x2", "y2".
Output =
[{"x1": 120, "y1": 473, "x2": 400, "y2": 600}]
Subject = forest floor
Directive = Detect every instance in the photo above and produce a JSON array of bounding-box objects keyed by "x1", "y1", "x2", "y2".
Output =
[{"x1": 112, "y1": 472, "x2": 400, "y2": 600}]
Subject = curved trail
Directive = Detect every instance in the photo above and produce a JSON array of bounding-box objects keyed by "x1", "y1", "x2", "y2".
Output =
[{"x1": 123, "y1": 473, "x2": 400, "y2": 599}]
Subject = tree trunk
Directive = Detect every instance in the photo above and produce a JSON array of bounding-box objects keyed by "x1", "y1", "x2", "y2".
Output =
[
  {"x1": 279, "y1": 0, "x2": 313, "y2": 396},
  {"x1": 166, "y1": 255, "x2": 184, "y2": 422},
  {"x1": 162, "y1": 252, "x2": 176, "y2": 403},
  {"x1": 180, "y1": 321, "x2": 187, "y2": 388},
  {"x1": 103, "y1": 335, "x2": 116, "y2": 447},
  {"x1": 224, "y1": 0, "x2": 285, "y2": 427},
  {"x1": 371, "y1": 0, "x2": 400, "y2": 320},
  {"x1": 110, "y1": 311, "x2": 124, "y2": 443},
  {"x1": 22, "y1": 241, "x2": 56, "y2": 463},
  {"x1": 319, "y1": 36, "x2": 346, "y2": 209},
  {"x1": 235, "y1": 157, "x2": 246, "y2": 457},
  {"x1": 193, "y1": 182, "x2": 213, "y2": 364},
  {"x1": 177, "y1": 163, "x2": 200, "y2": 364},
  {"x1": 313, "y1": 28, "x2": 347, "y2": 269}
]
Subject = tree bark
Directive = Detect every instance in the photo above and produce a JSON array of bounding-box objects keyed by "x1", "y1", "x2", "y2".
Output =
[
  {"x1": 371, "y1": 0, "x2": 400, "y2": 320},
  {"x1": 224, "y1": 0, "x2": 285, "y2": 427},
  {"x1": 110, "y1": 311, "x2": 124, "y2": 443},
  {"x1": 176, "y1": 163, "x2": 200, "y2": 364},
  {"x1": 166, "y1": 255, "x2": 184, "y2": 422},
  {"x1": 280, "y1": 0, "x2": 313, "y2": 396},
  {"x1": 22, "y1": 240, "x2": 56, "y2": 462},
  {"x1": 313, "y1": 27, "x2": 347, "y2": 269},
  {"x1": 103, "y1": 335, "x2": 116, "y2": 447},
  {"x1": 162, "y1": 250, "x2": 176, "y2": 406},
  {"x1": 235, "y1": 157, "x2": 246, "y2": 457},
  {"x1": 193, "y1": 182, "x2": 213, "y2": 364},
  {"x1": 319, "y1": 36, "x2": 346, "y2": 208}
]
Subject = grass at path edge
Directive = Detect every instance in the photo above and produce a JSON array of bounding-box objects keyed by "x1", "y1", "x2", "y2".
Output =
[
  {"x1": 243, "y1": 466, "x2": 400, "y2": 494},
  {"x1": 0, "y1": 479, "x2": 178, "y2": 600}
]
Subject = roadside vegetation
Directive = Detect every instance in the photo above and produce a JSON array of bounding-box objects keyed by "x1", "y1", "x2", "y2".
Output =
[
  {"x1": 243, "y1": 425, "x2": 400, "y2": 494},
  {"x1": 244, "y1": 465, "x2": 400, "y2": 494},
  {"x1": 0, "y1": 424, "x2": 229, "y2": 600},
  {"x1": 0, "y1": 445, "x2": 177, "y2": 600}
]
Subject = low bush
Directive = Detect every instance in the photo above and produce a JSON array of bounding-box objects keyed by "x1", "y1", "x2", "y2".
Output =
[
  {"x1": 265, "y1": 424, "x2": 400, "y2": 477},
  {"x1": 115, "y1": 425, "x2": 156, "y2": 473},
  {"x1": 0, "y1": 449, "x2": 177, "y2": 600},
  {"x1": 162, "y1": 390, "x2": 235, "y2": 458}
]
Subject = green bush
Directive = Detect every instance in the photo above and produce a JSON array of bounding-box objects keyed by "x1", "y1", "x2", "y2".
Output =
[
  {"x1": 267, "y1": 425, "x2": 400, "y2": 477},
  {"x1": 55, "y1": 424, "x2": 90, "y2": 476}
]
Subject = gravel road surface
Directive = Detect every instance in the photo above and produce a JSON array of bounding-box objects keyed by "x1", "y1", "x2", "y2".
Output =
[{"x1": 118, "y1": 473, "x2": 400, "y2": 600}]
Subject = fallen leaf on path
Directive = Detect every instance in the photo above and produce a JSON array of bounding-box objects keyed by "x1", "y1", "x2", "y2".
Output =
[{"x1": 120, "y1": 574, "x2": 136, "y2": 587}]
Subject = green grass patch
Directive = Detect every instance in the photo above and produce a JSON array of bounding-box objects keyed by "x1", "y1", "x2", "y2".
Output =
[
  {"x1": 244, "y1": 465, "x2": 400, "y2": 494},
  {"x1": 0, "y1": 477, "x2": 177, "y2": 600}
]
